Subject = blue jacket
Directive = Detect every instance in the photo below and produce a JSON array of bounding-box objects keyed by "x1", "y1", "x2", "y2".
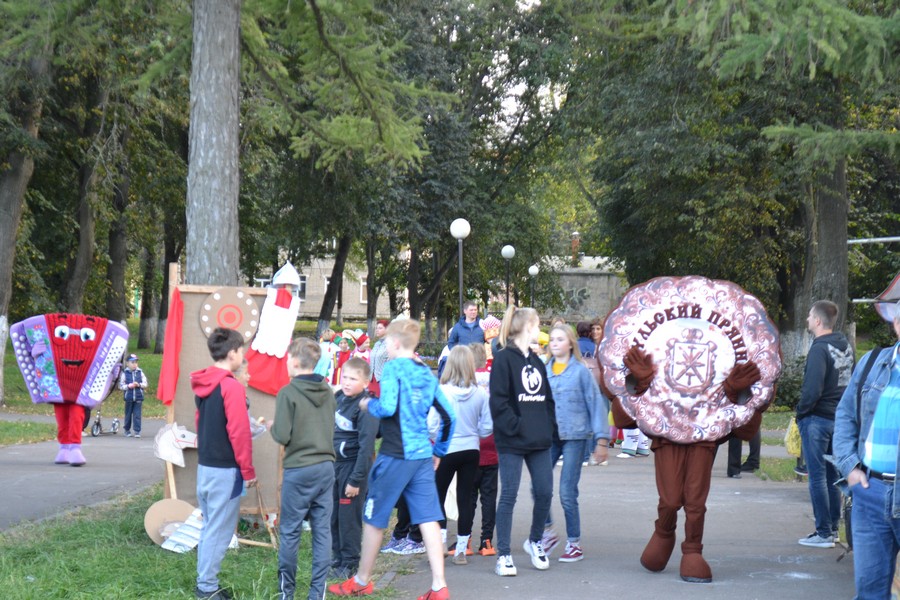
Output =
[
  {"x1": 447, "y1": 317, "x2": 484, "y2": 349},
  {"x1": 834, "y1": 345, "x2": 900, "y2": 517},
  {"x1": 118, "y1": 368, "x2": 147, "y2": 402},
  {"x1": 367, "y1": 357, "x2": 456, "y2": 460},
  {"x1": 547, "y1": 358, "x2": 609, "y2": 442}
]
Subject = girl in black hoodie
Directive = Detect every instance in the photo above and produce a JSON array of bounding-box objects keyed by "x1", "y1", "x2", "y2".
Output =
[{"x1": 489, "y1": 306, "x2": 557, "y2": 577}]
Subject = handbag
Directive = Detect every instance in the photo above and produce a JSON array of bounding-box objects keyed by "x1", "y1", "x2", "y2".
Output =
[{"x1": 784, "y1": 417, "x2": 802, "y2": 457}]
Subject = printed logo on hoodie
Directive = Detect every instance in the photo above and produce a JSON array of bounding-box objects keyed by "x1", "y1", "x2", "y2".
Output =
[
  {"x1": 830, "y1": 344, "x2": 855, "y2": 387},
  {"x1": 519, "y1": 364, "x2": 546, "y2": 402}
]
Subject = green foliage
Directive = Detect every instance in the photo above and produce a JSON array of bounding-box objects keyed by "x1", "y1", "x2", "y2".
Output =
[
  {"x1": 241, "y1": 0, "x2": 430, "y2": 169},
  {"x1": 665, "y1": 0, "x2": 900, "y2": 85},
  {"x1": 771, "y1": 356, "x2": 807, "y2": 409}
]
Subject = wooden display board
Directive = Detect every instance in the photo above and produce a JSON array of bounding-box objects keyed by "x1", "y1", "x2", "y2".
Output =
[{"x1": 165, "y1": 276, "x2": 282, "y2": 515}]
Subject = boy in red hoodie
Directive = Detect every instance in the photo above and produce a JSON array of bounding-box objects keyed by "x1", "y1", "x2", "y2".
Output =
[{"x1": 191, "y1": 327, "x2": 257, "y2": 600}]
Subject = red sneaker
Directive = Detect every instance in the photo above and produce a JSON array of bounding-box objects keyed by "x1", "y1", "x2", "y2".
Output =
[
  {"x1": 327, "y1": 577, "x2": 374, "y2": 596},
  {"x1": 417, "y1": 587, "x2": 449, "y2": 600}
]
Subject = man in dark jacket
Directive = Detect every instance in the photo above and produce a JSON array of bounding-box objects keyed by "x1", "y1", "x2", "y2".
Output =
[
  {"x1": 797, "y1": 300, "x2": 855, "y2": 549},
  {"x1": 448, "y1": 301, "x2": 484, "y2": 350}
]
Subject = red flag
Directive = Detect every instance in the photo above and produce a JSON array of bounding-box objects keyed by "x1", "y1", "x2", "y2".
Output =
[{"x1": 157, "y1": 288, "x2": 184, "y2": 405}]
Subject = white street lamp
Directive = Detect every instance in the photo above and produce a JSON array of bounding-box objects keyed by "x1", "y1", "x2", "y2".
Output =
[
  {"x1": 528, "y1": 264, "x2": 539, "y2": 306},
  {"x1": 450, "y1": 219, "x2": 471, "y2": 316},
  {"x1": 501, "y1": 245, "x2": 516, "y2": 307}
]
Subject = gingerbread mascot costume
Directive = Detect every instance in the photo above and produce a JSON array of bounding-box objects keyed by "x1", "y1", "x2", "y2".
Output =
[
  {"x1": 10, "y1": 313, "x2": 129, "y2": 466},
  {"x1": 598, "y1": 276, "x2": 781, "y2": 583}
]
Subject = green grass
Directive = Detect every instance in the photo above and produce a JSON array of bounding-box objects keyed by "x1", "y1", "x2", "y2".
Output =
[
  {"x1": 760, "y1": 434, "x2": 784, "y2": 446},
  {"x1": 0, "y1": 421, "x2": 58, "y2": 447},
  {"x1": 756, "y1": 457, "x2": 803, "y2": 482},
  {"x1": 0, "y1": 484, "x2": 399, "y2": 599},
  {"x1": 761, "y1": 408, "x2": 793, "y2": 431}
]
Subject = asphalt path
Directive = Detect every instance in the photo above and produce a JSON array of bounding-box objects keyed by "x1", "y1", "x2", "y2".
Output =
[
  {"x1": 0, "y1": 412, "x2": 166, "y2": 530},
  {"x1": 0, "y1": 412, "x2": 857, "y2": 599}
]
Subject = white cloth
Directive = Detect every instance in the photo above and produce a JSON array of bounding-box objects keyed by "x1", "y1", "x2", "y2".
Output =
[{"x1": 250, "y1": 287, "x2": 300, "y2": 358}]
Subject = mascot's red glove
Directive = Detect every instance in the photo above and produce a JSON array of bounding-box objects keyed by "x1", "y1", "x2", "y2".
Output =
[
  {"x1": 624, "y1": 346, "x2": 655, "y2": 396},
  {"x1": 723, "y1": 360, "x2": 761, "y2": 404}
]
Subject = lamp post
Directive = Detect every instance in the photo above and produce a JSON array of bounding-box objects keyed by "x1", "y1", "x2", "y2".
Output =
[
  {"x1": 450, "y1": 218, "x2": 471, "y2": 316},
  {"x1": 571, "y1": 231, "x2": 581, "y2": 266},
  {"x1": 501, "y1": 244, "x2": 516, "y2": 307},
  {"x1": 528, "y1": 264, "x2": 539, "y2": 307}
]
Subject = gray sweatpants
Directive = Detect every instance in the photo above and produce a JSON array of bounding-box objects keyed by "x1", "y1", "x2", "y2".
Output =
[{"x1": 278, "y1": 461, "x2": 335, "y2": 600}]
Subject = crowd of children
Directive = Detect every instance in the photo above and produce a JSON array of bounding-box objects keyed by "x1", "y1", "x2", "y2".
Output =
[{"x1": 189, "y1": 303, "x2": 614, "y2": 600}]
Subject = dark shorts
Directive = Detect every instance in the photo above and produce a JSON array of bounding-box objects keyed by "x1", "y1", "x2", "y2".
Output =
[{"x1": 363, "y1": 454, "x2": 443, "y2": 529}]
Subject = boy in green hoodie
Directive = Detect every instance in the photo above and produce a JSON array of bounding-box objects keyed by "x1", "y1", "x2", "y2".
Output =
[{"x1": 271, "y1": 337, "x2": 337, "y2": 600}]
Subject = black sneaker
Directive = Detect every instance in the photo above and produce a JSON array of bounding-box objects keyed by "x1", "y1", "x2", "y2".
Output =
[
  {"x1": 794, "y1": 465, "x2": 808, "y2": 477},
  {"x1": 195, "y1": 587, "x2": 233, "y2": 599}
]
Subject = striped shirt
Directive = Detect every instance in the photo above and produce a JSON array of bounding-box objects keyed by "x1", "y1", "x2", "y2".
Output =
[{"x1": 864, "y1": 345, "x2": 900, "y2": 475}]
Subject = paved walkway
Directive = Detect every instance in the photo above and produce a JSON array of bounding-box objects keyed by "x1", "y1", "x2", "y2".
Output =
[
  {"x1": 0, "y1": 412, "x2": 856, "y2": 598},
  {"x1": 388, "y1": 442, "x2": 855, "y2": 600},
  {"x1": 0, "y1": 411, "x2": 166, "y2": 530}
]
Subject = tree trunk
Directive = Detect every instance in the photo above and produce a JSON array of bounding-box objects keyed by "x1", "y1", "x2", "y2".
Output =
[
  {"x1": 407, "y1": 246, "x2": 422, "y2": 321},
  {"x1": 106, "y1": 129, "x2": 131, "y2": 322},
  {"x1": 185, "y1": 0, "x2": 242, "y2": 286},
  {"x1": 138, "y1": 244, "x2": 160, "y2": 349},
  {"x1": 316, "y1": 235, "x2": 353, "y2": 338},
  {"x1": 154, "y1": 215, "x2": 185, "y2": 353},
  {"x1": 365, "y1": 240, "x2": 378, "y2": 334},
  {"x1": 0, "y1": 55, "x2": 48, "y2": 406},
  {"x1": 336, "y1": 277, "x2": 344, "y2": 328},
  {"x1": 780, "y1": 161, "x2": 849, "y2": 362},
  {"x1": 63, "y1": 80, "x2": 109, "y2": 313}
]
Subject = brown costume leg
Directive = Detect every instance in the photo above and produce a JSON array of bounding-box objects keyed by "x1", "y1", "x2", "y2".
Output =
[
  {"x1": 641, "y1": 441, "x2": 682, "y2": 572},
  {"x1": 679, "y1": 443, "x2": 717, "y2": 583}
]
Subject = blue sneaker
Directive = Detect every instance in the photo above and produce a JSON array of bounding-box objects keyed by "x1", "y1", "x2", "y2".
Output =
[
  {"x1": 396, "y1": 537, "x2": 426, "y2": 555},
  {"x1": 380, "y1": 537, "x2": 404, "y2": 554}
]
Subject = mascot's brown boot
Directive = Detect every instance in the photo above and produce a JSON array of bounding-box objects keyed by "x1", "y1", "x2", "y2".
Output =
[
  {"x1": 640, "y1": 530, "x2": 676, "y2": 572},
  {"x1": 679, "y1": 542, "x2": 712, "y2": 583}
]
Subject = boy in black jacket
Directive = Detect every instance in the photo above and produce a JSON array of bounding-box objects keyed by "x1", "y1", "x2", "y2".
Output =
[{"x1": 331, "y1": 358, "x2": 379, "y2": 579}]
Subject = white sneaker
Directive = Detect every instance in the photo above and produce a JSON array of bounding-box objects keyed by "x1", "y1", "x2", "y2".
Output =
[
  {"x1": 495, "y1": 554, "x2": 517, "y2": 576},
  {"x1": 523, "y1": 539, "x2": 550, "y2": 570},
  {"x1": 798, "y1": 533, "x2": 834, "y2": 548}
]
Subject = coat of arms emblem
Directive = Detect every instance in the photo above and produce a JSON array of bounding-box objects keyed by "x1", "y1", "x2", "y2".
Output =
[{"x1": 665, "y1": 328, "x2": 716, "y2": 396}]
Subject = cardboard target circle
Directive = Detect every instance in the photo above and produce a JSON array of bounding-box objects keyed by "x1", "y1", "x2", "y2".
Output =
[{"x1": 199, "y1": 288, "x2": 260, "y2": 340}]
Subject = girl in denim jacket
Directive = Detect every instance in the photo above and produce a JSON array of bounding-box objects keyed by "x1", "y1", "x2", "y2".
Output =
[{"x1": 543, "y1": 324, "x2": 610, "y2": 562}]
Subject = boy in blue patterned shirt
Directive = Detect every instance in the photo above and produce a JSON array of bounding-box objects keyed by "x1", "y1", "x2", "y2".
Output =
[{"x1": 328, "y1": 319, "x2": 455, "y2": 600}]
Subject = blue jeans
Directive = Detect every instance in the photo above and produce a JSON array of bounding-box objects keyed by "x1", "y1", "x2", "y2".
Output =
[
  {"x1": 124, "y1": 399, "x2": 142, "y2": 434},
  {"x1": 496, "y1": 450, "x2": 553, "y2": 556},
  {"x1": 196, "y1": 465, "x2": 243, "y2": 593},
  {"x1": 850, "y1": 477, "x2": 900, "y2": 599},
  {"x1": 798, "y1": 415, "x2": 841, "y2": 537},
  {"x1": 547, "y1": 439, "x2": 587, "y2": 541}
]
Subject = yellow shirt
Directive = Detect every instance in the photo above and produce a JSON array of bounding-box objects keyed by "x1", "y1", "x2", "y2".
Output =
[{"x1": 552, "y1": 360, "x2": 567, "y2": 376}]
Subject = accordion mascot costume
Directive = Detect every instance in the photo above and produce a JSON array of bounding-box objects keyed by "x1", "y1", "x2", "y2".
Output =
[{"x1": 10, "y1": 313, "x2": 129, "y2": 466}]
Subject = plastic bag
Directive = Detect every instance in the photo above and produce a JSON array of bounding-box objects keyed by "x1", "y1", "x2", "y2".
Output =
[{"x1": 785, "y1": 416, "x2": 801, "y2": 457}]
